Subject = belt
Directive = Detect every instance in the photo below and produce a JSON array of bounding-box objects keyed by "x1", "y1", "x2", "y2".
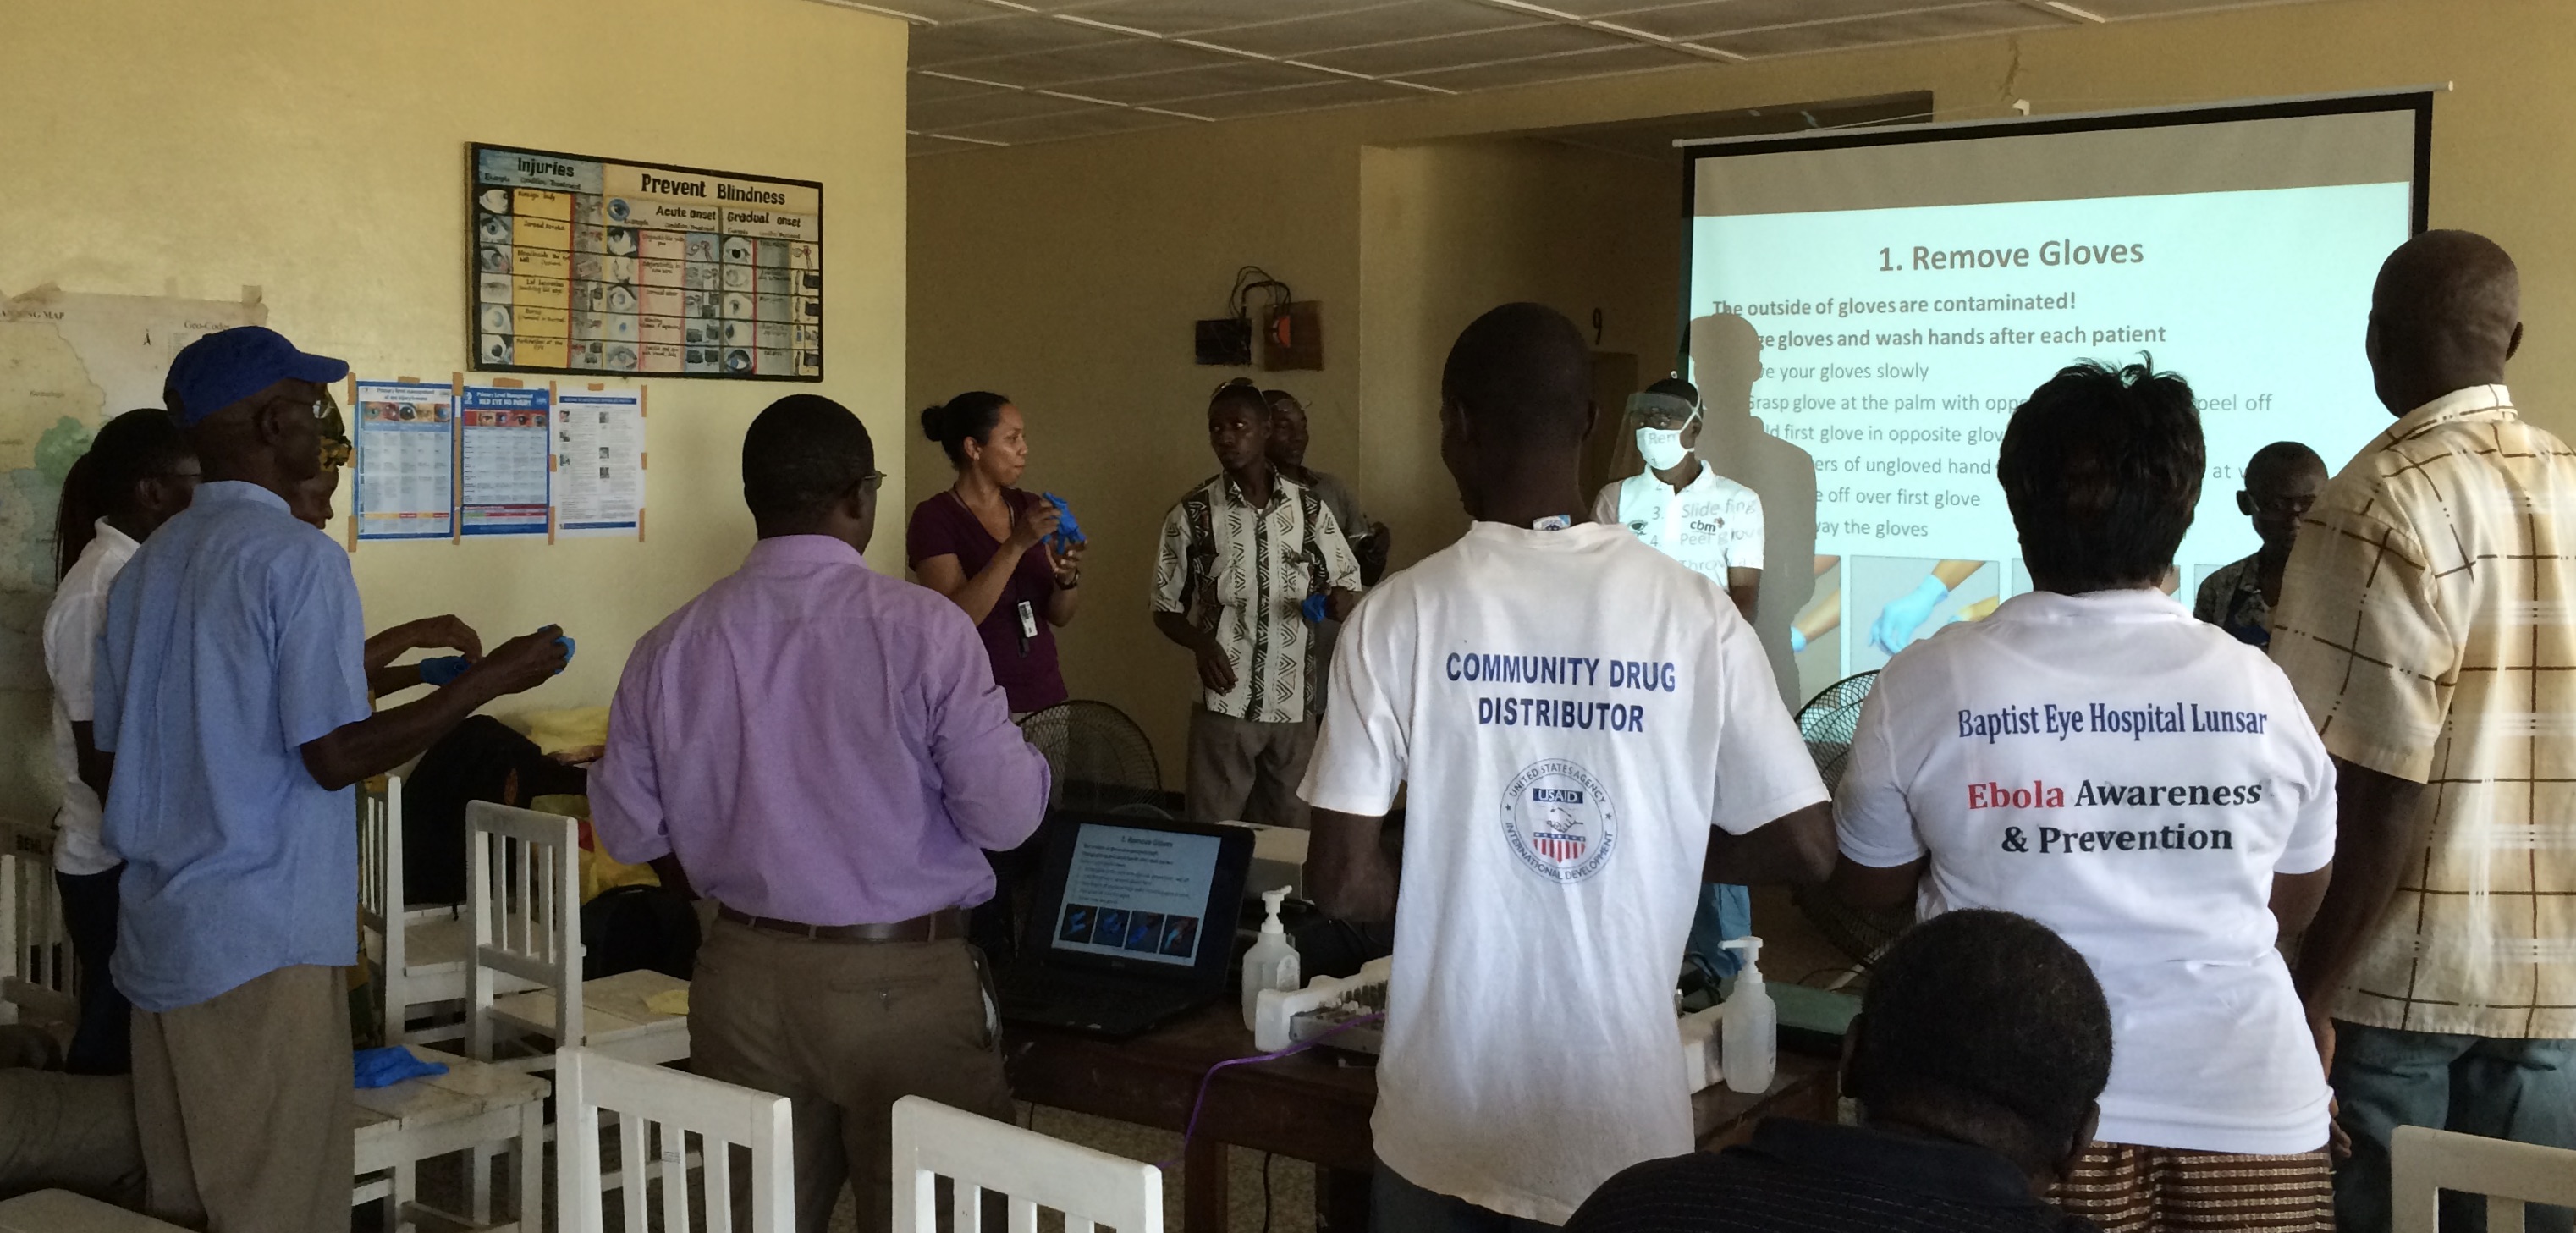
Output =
[{"x1": 716, "y1": 904, "x2": 967, "y2": 944}]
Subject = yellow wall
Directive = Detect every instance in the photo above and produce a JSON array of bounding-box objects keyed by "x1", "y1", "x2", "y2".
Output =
[
  {"x1": 911, "y1": 0, "x2": 2576, "y2": 783},
  {"x1": 1, "y1": 0, "x2": 909, "y2": 810}
]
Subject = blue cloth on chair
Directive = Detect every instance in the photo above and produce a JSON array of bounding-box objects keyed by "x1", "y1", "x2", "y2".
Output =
[{"x1": 354, "y1": 1045, "x2": 448, "y2": 1089}]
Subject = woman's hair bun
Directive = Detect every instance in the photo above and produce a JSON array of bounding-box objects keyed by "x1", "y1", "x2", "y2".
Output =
[{"x1": 920, "y1": 405, "x2": 948, "y2": 443}]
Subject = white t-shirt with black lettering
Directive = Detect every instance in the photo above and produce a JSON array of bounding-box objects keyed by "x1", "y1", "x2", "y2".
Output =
[
  {"x1": 1302, "y1": 520, "x2": 1826, "y2": 1223},
  {"x1": 1837, "y1": 588, "x2": 2335, "y2": 1155}
]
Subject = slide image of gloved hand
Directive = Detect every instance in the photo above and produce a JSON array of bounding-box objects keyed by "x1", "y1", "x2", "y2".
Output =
[
  {"x1": 1868, "y1": 560, "x2": 1987, "y2": 656},
  {"x1": 1790, "y1": 588, "x2": 1841, "y2": 654}
]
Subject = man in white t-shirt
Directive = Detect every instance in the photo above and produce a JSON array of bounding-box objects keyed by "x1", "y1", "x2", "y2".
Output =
[
  {"x1": 1591, "y1": 378, "x2": 1764, "y2": 622},
  {"x1": 1833, "y1": 359, "x2": 2338, "y2": 1233},
  {"x1": 1302, "y1": 303, "x2": 1834, "y2": 1230}
]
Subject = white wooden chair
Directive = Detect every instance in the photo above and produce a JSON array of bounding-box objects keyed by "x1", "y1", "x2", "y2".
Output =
[
  {"x1": 350, "y1": 1045, "x2": 551, "y2": 1233},
  {"x1": 892, "y1": 1095, "x2": 1164, "y2": 1233},
  {"x1": 465, "y1": 801, "x2": 688, "y2": 1069},
  {"x1": 360, "y1": 776, "x2": 531, "y2": 1047},
  {"x1": 0, "y1": 821, "x2": 77, "y2": 1029},
  {"x1": 556, "y1": 1046, "x2": 792, "y2": 1233},
  {"x1": 2392, "y1": 1125, "x2": 2576, "y2": 1233}
]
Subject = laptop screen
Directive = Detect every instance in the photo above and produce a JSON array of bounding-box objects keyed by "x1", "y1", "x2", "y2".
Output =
[{"x1": 1047, "y1": 822, "x2": 1224, "y2": 968}]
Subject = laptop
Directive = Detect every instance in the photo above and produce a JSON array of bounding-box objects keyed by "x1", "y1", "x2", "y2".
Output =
[{"x1": 995, "y1": 812, "x2": 1254, "y2": 1038}]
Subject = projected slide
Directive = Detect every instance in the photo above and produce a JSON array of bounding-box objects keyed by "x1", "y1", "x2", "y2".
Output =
[{"x1": 1683, "y1": 102, "x2": 2422, "y2": 701}]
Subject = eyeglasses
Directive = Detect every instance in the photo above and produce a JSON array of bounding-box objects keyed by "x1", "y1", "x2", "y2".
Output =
[
  {"x1": 1629, "y1": 405, "x2": 1698, "y2": 431},
  {"x1": 858, "y1": 470, "x2": 885, "y2": 495}
]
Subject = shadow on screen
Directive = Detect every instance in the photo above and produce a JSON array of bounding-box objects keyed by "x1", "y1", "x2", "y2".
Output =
[{"x1": 1691, "y1": 311, "x2": 1820, "y2": 707}]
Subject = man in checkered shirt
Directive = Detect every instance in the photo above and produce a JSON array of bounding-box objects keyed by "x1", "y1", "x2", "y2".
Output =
[{"x1": 2271, "y1": 230, "x2": 2576, "y2": 1233}]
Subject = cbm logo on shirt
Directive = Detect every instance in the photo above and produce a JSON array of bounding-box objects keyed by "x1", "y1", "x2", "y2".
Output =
[{"x1": 1503, "y1": 761, "x2": 1618, "y2": 883}]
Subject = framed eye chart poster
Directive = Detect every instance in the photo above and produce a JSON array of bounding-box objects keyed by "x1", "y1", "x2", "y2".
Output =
[{"x1": 469, "y1": 143, "x2": 823, "y2": 381}]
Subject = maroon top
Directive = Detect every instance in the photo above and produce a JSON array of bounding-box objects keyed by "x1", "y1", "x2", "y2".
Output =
[{"x1": 906, "y1": 487, "x2": 1067, "y2": 713}]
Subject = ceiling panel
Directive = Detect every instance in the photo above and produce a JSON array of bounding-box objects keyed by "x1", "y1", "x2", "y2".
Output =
[
  {"x1": 1299, "y1": 22, "x2": 1632, "y2": 75},
  {"x1": 1056, "y1": 59, "x2": 1349, "y2": 105},
  {"x1": 908, "y1": 87, "x2": 1099, "y2": 130},
  {"x1": 1055, "y1": 0, "x2": 1408, "y2": 37},
  {"x1": 1188, "y1": 1, "x2": 1540, "y2": 58},
  {"x1": 1707, "y1": 2, "x2": 2061, "y2": 56},
  {"x1": 1611, "y1": 0, "x2": 1995, "y2": 38},
  {"x1": 942, "y1": 106, "x2": 1197, "y2": 143},
  {"x1": 949, "y1": 37, "x2": 1246, "y2": 88},
  {"x1": 1402, "y1": 42, "x2": 1701, "y2": 91},
  {"x1": 909, "y1": 14, "x2": 1131, "y2": 66},
  {"x1": 825, "y1": 0, "x2": 996, "y2": 22},
  {"x1": 886, "y1": 0, "x2": 2346, "y2": 151},
  {"x1": 1159, "y1": 78, "x2": 1426, "y2": 118}
]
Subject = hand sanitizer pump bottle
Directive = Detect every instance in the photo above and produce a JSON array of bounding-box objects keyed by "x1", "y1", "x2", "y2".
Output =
[
  {"x1": 1241, "y1": 887, "x2": 1301, "y2": 1030},
  {"x1": 1718, "y1": 936, "x2": 1776, "y2": 1093}
]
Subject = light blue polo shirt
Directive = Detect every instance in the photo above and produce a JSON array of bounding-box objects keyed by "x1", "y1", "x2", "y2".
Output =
[{"x1": 94, "y1": 481, "x2": 372, "y2": 1012}]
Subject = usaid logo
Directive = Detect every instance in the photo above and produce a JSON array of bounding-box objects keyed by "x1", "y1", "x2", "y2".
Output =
[{"x1": 1502, "y1": 760, "x2": 1617, "y2": 884}]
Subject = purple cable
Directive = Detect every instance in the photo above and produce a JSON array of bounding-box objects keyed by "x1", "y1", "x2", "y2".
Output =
[{"x1": 1154, "y1": 1011, "x2": 1387, "y2": 1171}]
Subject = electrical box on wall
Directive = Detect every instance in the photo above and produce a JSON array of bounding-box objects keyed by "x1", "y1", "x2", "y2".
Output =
[
  {"x1": 1263, "y1": 300, "x2": 1323, "y2": 371},
  {"x1": 1196, "y1": 317, "x2": 1252, "y2": 366}
]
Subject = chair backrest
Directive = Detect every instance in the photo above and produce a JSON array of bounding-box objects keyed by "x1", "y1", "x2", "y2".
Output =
[
  {"x1": 556, "y1": 1046, "x2": 792, "y2": 1233},
  {"x1": 0, "y1": 821, "x2": 76, "y2": 1026},
  {"x1": 357, "y1": 775, "x2": 405, "y2": 1046},
  {"x1": 465, "y1": 801, "x2": 582, "y2": 1061},
  {"x1": 2392, "y1": 1126, "x2": 2576, "y2": 1233},
  {"x1": 892, "y1": 1095, "x2": 1162, "y2": 1233}
]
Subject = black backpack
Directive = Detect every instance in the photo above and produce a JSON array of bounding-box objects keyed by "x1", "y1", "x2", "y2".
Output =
[
  {"x1": 579, "y1": 884, "x2": 702, "y2": 981},
  {"x1": 402, "y1": 716, "x2": 590, "y2": 905}
]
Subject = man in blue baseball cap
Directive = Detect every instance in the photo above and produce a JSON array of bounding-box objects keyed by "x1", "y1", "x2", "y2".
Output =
[{"x1": 95, "y1": 326, "x2": 573, "y2": 1231}]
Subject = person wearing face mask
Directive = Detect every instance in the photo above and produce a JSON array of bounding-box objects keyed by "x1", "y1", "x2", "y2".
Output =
[{"x1": 1592, "y1": 378, "x2": 1764, "y2": 622}]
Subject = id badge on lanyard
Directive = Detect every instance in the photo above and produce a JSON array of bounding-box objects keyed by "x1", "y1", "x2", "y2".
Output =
[{"x1": 1017, "y1": 599, "x2": 1038, "y2": 654}]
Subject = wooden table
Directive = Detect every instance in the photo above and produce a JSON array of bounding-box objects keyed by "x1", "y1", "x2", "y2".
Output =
[{"x1": 1005, "y1": 1004, "x2": 1837, "y2": 1232}]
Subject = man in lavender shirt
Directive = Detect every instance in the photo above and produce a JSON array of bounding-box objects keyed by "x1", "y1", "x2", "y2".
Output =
[{"x1": 592, "y1": 394, "x2": 1049, "y2": 1233}]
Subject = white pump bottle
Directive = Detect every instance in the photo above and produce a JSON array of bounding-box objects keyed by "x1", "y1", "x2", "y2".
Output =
[
  {"x1": 1241, "y1": 887, "x2": 1301, "y2": 1030},
  {"x1": 1717, "y1": 936, "x2": 1776, "y2": 1093}
]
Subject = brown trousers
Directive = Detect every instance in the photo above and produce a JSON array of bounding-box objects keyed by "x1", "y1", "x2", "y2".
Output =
[
  {"x1": 1185, "y1": 706, "x2": 1318, "y2": 828},
  {"x1": 689, "y1": 916, "x2": 1013, "y2": 1233},
  {"x1": 129, "y1": 964, "x2": 353, "y2": 1233},
  {"x1": 2054, "y1": 1141, "x2": 2336, "y2": 1233}
]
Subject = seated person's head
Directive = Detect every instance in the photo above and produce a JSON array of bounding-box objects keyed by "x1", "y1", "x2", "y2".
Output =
[
  {"x1": 742, "y1": 394, "x2": 879, "y2": 545},
  {"x1": 1845, "y1": 908, "x2": 2112, "y2": 1188},
  {"x1": 1999, "y1": 358, "x2": 2204, "y2": 594},
  {"x1": 1439, "y1": 303, "x2": 1595, "y2": 512},
  {"x1": 2239, "y1": 441, "x2": 2327, "y2": 551},
  {"x1": 1208, "y1": 378, "x2": 1273, "y2": 476}
]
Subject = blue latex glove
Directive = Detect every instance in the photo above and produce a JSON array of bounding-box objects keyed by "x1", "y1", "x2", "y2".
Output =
[
  {"x1": 1301, "y1": 593, "x2": 1330, "y2": 625},
  {"x1": 555, "y1": 635, "x2": 575, "y2": 673},
  {"x1": 418, "y1": 655, "x2": 471, "y2": 686},
  {"x1": 1869, "y1": 575, "x2": 1951, "y2": 656},
  {"x1": 1788, "y1": 626, "x2": 1808, "y2": 654},
  {"x1": 354, "y1": 1045, "x2": 448, "y2": 1089},
  {"x1": 1041, "y1": 492, "x2": 1085, "y2": 554}
]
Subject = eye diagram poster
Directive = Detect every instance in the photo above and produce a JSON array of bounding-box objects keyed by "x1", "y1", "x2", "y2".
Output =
[
  {"x1": 350, "y1": 380, "x2": 455, "y2": 541},
  {"x1": 553, "y1": 386, "x2": 646, "y2": 538},
  {"x1": 459, "y1": 385, "x2": 552, "y2": 537},
  {"x1": 470, "y1": 143, "x2": 823, "y2": 381}
]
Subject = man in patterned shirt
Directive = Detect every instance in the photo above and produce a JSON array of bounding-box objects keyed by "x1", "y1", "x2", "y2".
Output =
[
  {"x1": 1153, "y1": 378, "x2": 1362, "y2": 827},
  {"x1": 2270, "y1": 230, "x2": 2576, "y2": 1233}
]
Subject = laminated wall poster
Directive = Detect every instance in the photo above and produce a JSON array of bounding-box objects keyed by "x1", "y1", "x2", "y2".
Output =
[
  {"x1": 471, "y1": 143, "x2": 821, "y2": 380},
  {"x1": 350, "y1": 379, "x2": 454, "y2": 541},
  {"x1": 458, "y1": 383, "x2": 551, "y2": 537},
  {"x1": 553, "y1": 385, "x2": 645, "y2": 538}
]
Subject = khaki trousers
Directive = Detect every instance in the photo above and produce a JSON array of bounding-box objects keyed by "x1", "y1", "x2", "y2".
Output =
[
  {"x1": 129, "y1": 964, "x2": 353, "y2": 1233},
  {"x1": 690, "y1": 916, "x2": 1013, "y2": 1233},
  {"x1": 1185, "y1": 706, "x2": 1318, "y2": 828}
]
